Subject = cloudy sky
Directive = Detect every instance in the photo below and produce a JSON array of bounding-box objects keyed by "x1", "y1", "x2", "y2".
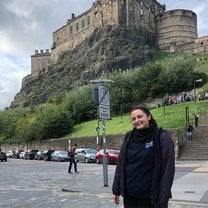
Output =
[{"x1": 0, "y1": 0, "x2": 208, "y2": 110}]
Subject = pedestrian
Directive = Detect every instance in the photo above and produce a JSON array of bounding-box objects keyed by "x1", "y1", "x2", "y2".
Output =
[
  {"x1": 194, "y1": 113, "x2": 199, "y2": 127},
  {"x1": 68, "y1": 144, "x2": 78, "y2": 174},
  {"x1": 112, "y1": 105, "x2": 175, "y2": 208},
  {"x1": 186, "y1": 123, "x2": 194, "y2": 140}
]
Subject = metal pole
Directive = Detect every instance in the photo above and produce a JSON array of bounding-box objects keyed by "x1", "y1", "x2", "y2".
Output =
[
  {"x1": 102, "y1": 118, "x2": 108, "y2": 187},
  {"x1": 96, "y1": 107, "x2": 100, "y2": 150},
  {"x1": 194, "y1": 81, "x2": 196, "y2": 104}
]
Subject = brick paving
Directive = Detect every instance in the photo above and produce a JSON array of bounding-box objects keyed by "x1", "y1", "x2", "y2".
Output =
[{"x1": 1, "y1": 159, "x2": 208, "y2": 207}]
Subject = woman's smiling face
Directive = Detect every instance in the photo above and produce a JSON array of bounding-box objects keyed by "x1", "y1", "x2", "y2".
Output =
[{"x1": 131, "y1": 109, "x2": 151, "y2": 129}]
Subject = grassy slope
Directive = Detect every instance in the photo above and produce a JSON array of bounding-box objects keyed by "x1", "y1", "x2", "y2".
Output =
[
  {"x1": 67, "y1": 52, "x2": 208, "y2": 138},
  {"x1": 67, "y1": 100, "x2": 208, "y2": 138}
]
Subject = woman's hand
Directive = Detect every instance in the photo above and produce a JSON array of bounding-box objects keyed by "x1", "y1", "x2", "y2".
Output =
[{"x1": 112, "y1": 194, "x2": 120, "y2": 205}]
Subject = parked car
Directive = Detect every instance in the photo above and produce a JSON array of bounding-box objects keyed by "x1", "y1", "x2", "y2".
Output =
[
  {"x1": 24, "y1": 150, "x2": 39, "y2": 160},
  {"x1": 43, "y1": 150, "x2": 55, "y2": 161},
  {"x1": 12, "y1": 150, "x2": 24, "y2": 159},
  {"x1": 75, "y1": 147, "x2": 97, "y2": 163},
  {"x1": 19, "y1": 151, "x2": 26, "y2": 159},
  {"x1": 50, "y1": 150, "x2": 70, "y2": 162},
  {"x1": 0, "y1": 152, "x2": 7, "y2": 162},
  {"x1": 6, "y1": 150, "x2": 15, "y2": 158},
  {"x1": 34, "y1": 150, "x2": 44, "y2": 160},
  {"x1": 96, "y1": 148, "x2": 120, "y2": 164}
]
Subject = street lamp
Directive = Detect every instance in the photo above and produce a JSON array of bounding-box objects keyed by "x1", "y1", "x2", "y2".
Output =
[
  {"x1": 194, "y1": 79, "x2": 203, "y2": 104},
  {"x1": 90, "y1": 79, "x2": 114, "y2": 187}
]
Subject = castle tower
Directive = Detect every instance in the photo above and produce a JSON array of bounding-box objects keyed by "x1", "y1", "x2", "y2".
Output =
[
  {"x1": 31, "y1": 49, "x2": 51, "y2": 76},
  {"x1": 123, "y1": 0, "x2": 165, "y2": 33},
  {"x1": 157, "y1": 9, "x2": 198, "y2": 52}
]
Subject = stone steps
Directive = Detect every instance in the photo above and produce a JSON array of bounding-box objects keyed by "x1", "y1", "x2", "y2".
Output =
[{"x1": 179, "y1": 115, "x2": 208, "y2": 160}]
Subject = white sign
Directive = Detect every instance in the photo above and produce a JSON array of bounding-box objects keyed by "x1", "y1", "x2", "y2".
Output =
[
  {"x1": 99, "y1": 105, "x2": 110, "y2": 119},
  {"x1": 99, "y1": 85, "x2": 110, "y2": 106},
  {"x1": 98, "y1": 85, "x2": 110, "y2": 119}
]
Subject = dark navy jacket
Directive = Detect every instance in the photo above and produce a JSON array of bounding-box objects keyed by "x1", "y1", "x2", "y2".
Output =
[{"x1": 112, "y1": 128, "x2": 175, "y2": 208}]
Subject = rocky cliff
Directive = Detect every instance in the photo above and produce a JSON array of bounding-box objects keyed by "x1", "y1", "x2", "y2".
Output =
[{"x1": 11, "y1": 25, "x2": 157, "y2": 108}]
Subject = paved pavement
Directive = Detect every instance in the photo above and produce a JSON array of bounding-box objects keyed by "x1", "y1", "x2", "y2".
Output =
[{"x1": 1, "y1": 159, "x2": 208, "y2": 208}]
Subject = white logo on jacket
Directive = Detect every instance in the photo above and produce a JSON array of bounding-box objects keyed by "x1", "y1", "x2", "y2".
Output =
[{"x1": 145, "y1": 141, "x2": 153, "y2": 148}]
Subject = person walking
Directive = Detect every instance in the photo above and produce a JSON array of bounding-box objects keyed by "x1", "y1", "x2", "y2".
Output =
[
  {"x1": 186, "y1": 123, "x2": 194, "y2": 140},
  {"x1": 68, "y1": 144, "x2": 78, "y2": 174},
  {"x1": 112, "y1": 105, "x2": 175, "y2": 208}
]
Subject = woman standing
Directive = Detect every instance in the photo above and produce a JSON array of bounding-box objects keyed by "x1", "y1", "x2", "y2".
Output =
[{"x1": 112, "y1": 105, "x2": 175, "y2": 208}]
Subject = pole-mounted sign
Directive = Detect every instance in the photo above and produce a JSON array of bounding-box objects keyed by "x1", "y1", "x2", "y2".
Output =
[
  {"x1": 98, "y1": 85, "x2": 110, "y2": 119},
  {"x1": 90, "y1": 79, "x2": 114, "y2": 187}
]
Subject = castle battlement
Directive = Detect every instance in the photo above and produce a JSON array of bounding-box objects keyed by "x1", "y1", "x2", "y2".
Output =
[
  {"x1": 31, "y1": 49, "x2": 51, "y2": 76},
  {"x1": 32, "y1": 49, "x2": 51, "y2": 57}
]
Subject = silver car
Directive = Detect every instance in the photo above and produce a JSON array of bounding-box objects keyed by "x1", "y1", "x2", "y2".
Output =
[
  {"x1": 51, "y1": 150, "x2": 70, "y2": 162},
  {"x1": 75, "y1": 148, "x2": 97, "y2": 163}
]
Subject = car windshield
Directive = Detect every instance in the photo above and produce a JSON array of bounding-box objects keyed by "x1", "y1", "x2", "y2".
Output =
[
  {"x1": 108, "y1": 149, "x2": 120, "y2": 154},
  {"x1": 87, "y1": 149, "x2": 97, "y2": 154},
  {"x1": 57, "y1": 151, "x2": 68, "y2": 156}
]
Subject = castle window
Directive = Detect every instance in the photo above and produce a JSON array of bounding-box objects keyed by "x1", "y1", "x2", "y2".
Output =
[
  {"x1": 82, "y1": 19, "x2": 85, "y2": 28},
  {"x1": 76, "y1": 22, "x2": 79, "y2": 31},
  {"x1": 140, "y1": 1, "x2": 143, "y2": 6},
  {"x1": 70, "y1": 26, "x2": 73, "y2": 34},
  {"x1": 87, "y1": 16, "x2": 91, "y2": 25},
  {"x1": 140, "y1": 9, "x2": 143, "y2": 16}
]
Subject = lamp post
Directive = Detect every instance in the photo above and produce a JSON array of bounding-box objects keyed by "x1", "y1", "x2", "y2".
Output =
[
  {"x1": 90, "y1": 79, "x2": 114, "y2": 187},
  {"x1": 194, "y1": 79, "x2": 203, "y2": 104}
]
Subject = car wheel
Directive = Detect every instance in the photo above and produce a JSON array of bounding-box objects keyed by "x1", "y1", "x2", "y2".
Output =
[{"x1": 85, "y1": 158, "x2": 89, "y2": 163}]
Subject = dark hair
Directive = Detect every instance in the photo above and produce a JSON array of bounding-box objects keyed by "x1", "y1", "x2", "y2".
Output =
[{"x1": 131, "y1": 105, "x2": 158, "y2": 128}]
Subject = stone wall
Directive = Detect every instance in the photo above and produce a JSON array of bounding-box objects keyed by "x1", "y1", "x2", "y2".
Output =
[
  {"x1": 51, "y1": 0, "x2": 120, "y2": 63},
  {"x1": 31, "y1": 49, "x2": 51, "y2": 75},
  {"x1": 168, "y1": 35, "x2": 208, "y2": 54},
  {"x1": 1, "y1": 129, "x2": 180, "y2": 160},
  {"x1": 157, "y1": 9, "x2": 197, "y2": 52}
]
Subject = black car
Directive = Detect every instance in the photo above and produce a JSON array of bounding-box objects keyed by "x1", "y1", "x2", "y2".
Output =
[
  {"x1": 43, "y1": 150, "x2": 55, "y2": 161},
  {"x1": 24, "y1": 150, "x2": 39, "y2": 160},
  {"x1": 34, "y1": 150, "x2": 44, "y2": 160},
  {"x1": 12, "y1": 150, "x2": 24, "y2": 159},
  {"x1": 0, "y1": 152, "x2": 7, "y2": 162}
]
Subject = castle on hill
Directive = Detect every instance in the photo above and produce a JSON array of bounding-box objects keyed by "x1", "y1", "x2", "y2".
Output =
[{"x1": 24, "y1": 0, "x2": 208, "y2": 85}]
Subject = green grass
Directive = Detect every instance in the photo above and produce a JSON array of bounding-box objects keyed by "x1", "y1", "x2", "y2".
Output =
[
  {"x1": 152, "y1": 52, "x2": 208, "y2": 75},
  {"x1": 66, "y1": 100, "x2": 208, "y2": 138},
  {"x1": 194, "y1": 53, "x2": 208, "y2": 74}
]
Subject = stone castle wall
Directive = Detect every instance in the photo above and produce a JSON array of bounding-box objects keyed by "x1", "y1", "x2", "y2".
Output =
[
  {"x1": 31, "y1": 49, "x2": 51, "y2": 76},
  {"x1": 194, "y1": 36, "x2": 208, "y2": 54},
  {"x1": 157, "y1": 9, "x2": 198, "y2": 52},
  {"x1": 22, "y1": 49, "x2": 51, "y2": 89}
]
